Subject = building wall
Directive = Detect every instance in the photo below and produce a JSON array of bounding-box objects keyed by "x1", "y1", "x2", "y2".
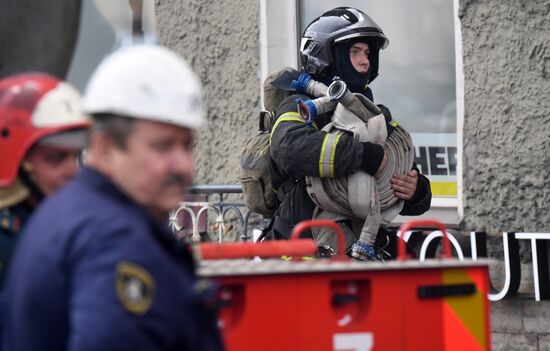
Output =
[
  {"x1": 460, "y1": 1, "x2": 550, "y2": 348},
  {"x1": 156, "y1": 0, "x2": 261, "y2": 184},
  {"x1": 491, "y1": 298, "x2": 550, "y2": 351},
  {"x1": 460, "y1": 0, "x2": 550, "y2": 232}
]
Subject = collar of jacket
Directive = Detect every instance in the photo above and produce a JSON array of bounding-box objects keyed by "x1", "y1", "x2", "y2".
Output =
[{"x1": 79, "y1": 166, "x2": 195, "y2": 268}]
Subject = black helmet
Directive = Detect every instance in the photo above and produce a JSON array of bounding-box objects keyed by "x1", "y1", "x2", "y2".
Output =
[{"x1": 300, "y1": 7, "x2": 389, "y2": 87}]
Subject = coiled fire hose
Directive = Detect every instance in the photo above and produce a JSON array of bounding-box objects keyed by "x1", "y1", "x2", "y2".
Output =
[{"x1": 296, "y1": 77, "x2": 414, "y2": 260}]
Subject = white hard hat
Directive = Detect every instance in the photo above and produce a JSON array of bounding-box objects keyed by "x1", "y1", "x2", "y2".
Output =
[{"x1": 83, "y1": 45, "x2": 205, "y2": 129}]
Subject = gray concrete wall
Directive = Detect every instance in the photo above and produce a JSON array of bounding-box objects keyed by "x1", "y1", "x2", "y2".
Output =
[
  {"x1": 460, "y1": 0, "x2": 550, "y2": 232},
  {"x1": 442, "y1": 2, "x2": 550, "y2": 348},
  {"x1": 155, "y1": 0, "x2": 261, "y2": 185},
  {"x1": 492, "y1": 299, "x2": 550, "y2": 351},
  {"x1": 486, "y1": 236, "x2": 550, "y2": 350}
]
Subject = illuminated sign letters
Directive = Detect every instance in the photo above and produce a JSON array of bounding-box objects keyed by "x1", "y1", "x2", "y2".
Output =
[{"x1": 402, "y1": 230, "x2": 550, "y2": 301}]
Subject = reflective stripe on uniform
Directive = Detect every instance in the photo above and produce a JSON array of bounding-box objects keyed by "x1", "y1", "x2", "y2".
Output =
[
  {"x1": 269, "y1": 112, "x2": 318, "y2": 143},
  {"x1": 318, "y1": 133, "x2": 341, "y2": 178},
  {"x1": 329, "y1": 134, "x2": 341, "y2": 177}
]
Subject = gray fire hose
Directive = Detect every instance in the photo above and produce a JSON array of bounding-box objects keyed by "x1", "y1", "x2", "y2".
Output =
[{"x1": 303, "y1": 79, "x2": 414, "y2": 260}]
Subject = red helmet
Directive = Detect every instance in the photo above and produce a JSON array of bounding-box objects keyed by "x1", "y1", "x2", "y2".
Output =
[{"x1": 0, "y1": 73, "x2": 90, "y2": 187}]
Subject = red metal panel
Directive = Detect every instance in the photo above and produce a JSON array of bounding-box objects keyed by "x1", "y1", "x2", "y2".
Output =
[
  {"x1": 401, "y1": 269, "x2": 445, "y2": 350},
  {"x1": 212, "y1": 265, "x2": 490, "y2": 350},
  {"x1": 203, "y1": 219, "x2": 491, "y2": 351}
]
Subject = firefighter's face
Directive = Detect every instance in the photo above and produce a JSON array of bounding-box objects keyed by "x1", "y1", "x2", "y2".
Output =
[
  {"x1": 25, "y1": 145, "x2": 81, "y2": 196},
  {"x1": 108, "y1": 119, "x2": 194, "y2": 219},
  {"x1": 349, "y1": 42, "x2": 371, "y2": 75}
]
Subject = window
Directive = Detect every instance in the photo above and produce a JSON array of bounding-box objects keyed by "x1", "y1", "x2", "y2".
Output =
[
  {"x1": 300, "y1": 0, "x2": 457, "y2": 199},
  {"x1": 67, "y1": 0, "x2": 156, "y2": 91}
]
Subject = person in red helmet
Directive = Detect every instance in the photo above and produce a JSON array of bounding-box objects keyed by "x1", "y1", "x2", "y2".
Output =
[{"x1": 0, "y1": 73, "x2": 90, "y2": 287}]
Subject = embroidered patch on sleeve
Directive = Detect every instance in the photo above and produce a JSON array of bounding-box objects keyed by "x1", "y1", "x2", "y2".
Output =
[{"x1": 115, "y1": 261, "x2": 155, "y2": 315}]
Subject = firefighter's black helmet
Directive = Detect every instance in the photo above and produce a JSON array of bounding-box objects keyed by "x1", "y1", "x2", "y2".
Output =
[{"x1": 300, "y1": 7, "x2": 388, "y2": 86}]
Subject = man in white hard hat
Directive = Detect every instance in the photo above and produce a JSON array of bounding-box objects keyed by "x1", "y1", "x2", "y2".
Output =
[{"x1": 1, "y1": 45, "x2": 224, "y2": 350}]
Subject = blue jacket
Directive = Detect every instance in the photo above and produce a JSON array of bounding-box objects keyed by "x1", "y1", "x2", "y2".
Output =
[
  {"x1": 1, "y1": 166, "x2": 224, "y2": 351},
  {"x1": 0, "y1": 203, "x2": 31, "y2": 288}
]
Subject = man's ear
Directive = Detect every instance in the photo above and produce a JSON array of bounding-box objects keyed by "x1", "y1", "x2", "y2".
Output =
[{"x1": 95, "y1": 132, "x2": 111, "y2": 156}]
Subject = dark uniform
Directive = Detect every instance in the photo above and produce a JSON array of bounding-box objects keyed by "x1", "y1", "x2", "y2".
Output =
[
  {"x1": 269, "y1": 86, "x2": 432, "y2": 247},
  {"x1": 0, "y1": 204, "x2": 30, "y2": 287},
  {"x1": 1, "y1": 166, "x2": 224, "y2": 351}
]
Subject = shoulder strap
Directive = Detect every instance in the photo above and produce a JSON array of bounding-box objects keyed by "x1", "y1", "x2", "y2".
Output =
[{"x1": 259, "y1": 110, "x2": 274, "y2": 132}]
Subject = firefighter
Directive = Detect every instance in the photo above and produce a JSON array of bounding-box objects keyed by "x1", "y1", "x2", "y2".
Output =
[
  {"x1": 0, "y1": 73, "x2": 90, "y2": 287},
  {"x1": 1, "y1": 46, "x2": 224, "y2": 350},
  {"x1": 269, "y1": 7, "x2": 432, "y2": 259}
]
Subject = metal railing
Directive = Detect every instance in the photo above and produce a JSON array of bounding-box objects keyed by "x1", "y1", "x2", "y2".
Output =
[
  {"x1": 169, "y1": 184, "x2": 458, "y2": 245},
  {"x1": 169, "y1": 184, "x2": 263, "y2": 243}
]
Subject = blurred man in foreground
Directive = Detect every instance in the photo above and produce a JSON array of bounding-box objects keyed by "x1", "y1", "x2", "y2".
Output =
[{"x1": 1, "y1": 46, "x2": 224, "y2": 351}]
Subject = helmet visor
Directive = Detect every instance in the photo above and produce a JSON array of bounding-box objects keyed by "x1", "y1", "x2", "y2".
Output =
[
  {"x1": 334, "y1": 31, "x2": 389, "y2": 49},
  {"x1": 36, "y1": 128, "x2": 89, "y2": 149}
]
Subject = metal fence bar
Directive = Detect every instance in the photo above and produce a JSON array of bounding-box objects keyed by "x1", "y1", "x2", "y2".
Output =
[{"x1": 170, "y1": 184, "x2": 261, "y2": 243}]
